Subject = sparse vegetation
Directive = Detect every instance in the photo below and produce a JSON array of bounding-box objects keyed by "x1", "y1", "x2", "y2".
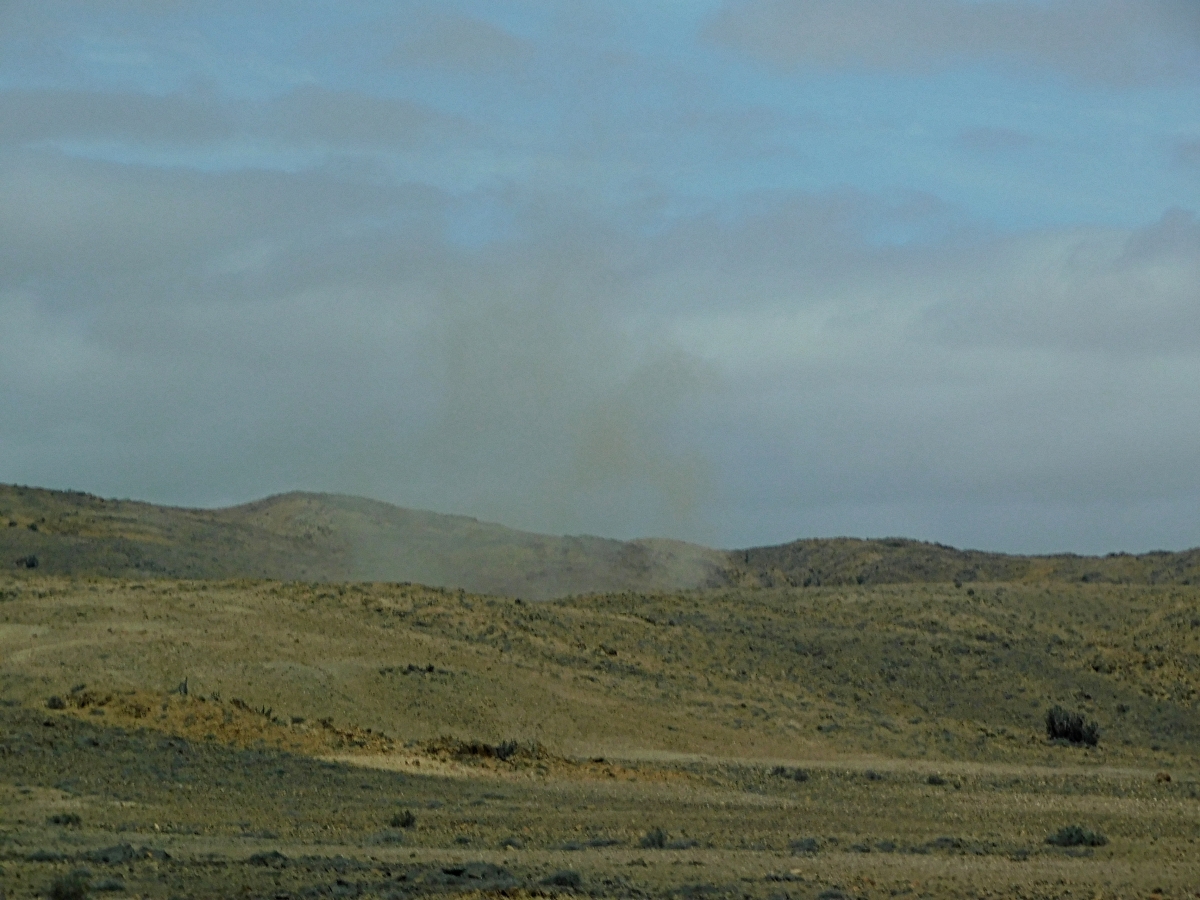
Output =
[{"x1": 1, "y1": 562, "x2": 1198, "y2": 898}]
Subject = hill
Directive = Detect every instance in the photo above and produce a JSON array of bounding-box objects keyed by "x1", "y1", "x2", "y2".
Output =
[
  {"x1": 3, "y1": 482, "x2": 1199, "y2": 596},
  {"x1": 0, "y1": 484, "x2": 726, "y2": 599},
  {"x1": 727, "y1": 536, "x2": 1200, "y2": 588}
]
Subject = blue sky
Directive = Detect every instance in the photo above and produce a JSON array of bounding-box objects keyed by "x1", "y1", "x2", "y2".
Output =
[{"x1": 1, "y1": 1, "x2": 1198, "y2": 553}]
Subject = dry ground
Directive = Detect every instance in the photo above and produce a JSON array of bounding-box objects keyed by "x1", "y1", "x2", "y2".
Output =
[{"x1": 1, "y1": 573, "x2": 1198, "y2": 898}]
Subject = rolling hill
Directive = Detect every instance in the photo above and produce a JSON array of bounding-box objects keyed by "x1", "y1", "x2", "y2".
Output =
[
  {"x1": 2, "y1": 482, "x2": 1198, "y2": 596},
  {"x1": 0, "y1": 485, "x2": 726, "y2": 599}
]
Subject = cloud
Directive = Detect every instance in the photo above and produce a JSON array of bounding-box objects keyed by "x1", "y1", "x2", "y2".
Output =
[
  {"x1": 0, "y1": 88, "x2": 235, "y2": 146},
  {"x1": 0, "y1": 149, "x2": 434, "y2": 283},
  {"x1": 260, "y1": 85, "x2": 472, "y2": 150},
  {"x1": 706, "y1": 0, "x2": 1200, "y2": 86},
  {"x1": 957, "y1": 126, "x2": 1035, "y2": 153},
  {"x1": 2, "y1": 149, "x2": 1198, "y2": 551},
  {"x1": 1174, "y1": 138, "x2": 1200, "y2": 168},
  {"x1": 0, "y1": 1, "x2": 1197, "y2": 554},
  {"x1": 0, "y1": 81, "x2": 472, "y2": 157},
  {"x1": 0, "y1": 151, "x2": 714, "y2": 540},
  {"x1": 385, "y1": 10, "x2": 534, "y2": 75},
  {"x1": 919, "y1": 208, "x2": 1200, "y2": 355}
]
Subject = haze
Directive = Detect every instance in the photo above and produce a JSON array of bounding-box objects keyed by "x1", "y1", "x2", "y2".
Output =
[{"x1": 2, "y1": 1, "x2": 1198, "y2": 554}]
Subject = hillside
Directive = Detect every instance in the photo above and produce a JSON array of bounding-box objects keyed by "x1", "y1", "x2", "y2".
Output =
[
  {"x1": 4, "y1": 574, "x2": 1197, "y2": 762},
  {"x1": 0, "y1": 484, "x2": 726, "y2": 600},
  {"x1": 3, "y1": 483, "x2": 1199, "y2": 597},
  {"x1": 728, "y1": 536, "x2": 1200, "y2": 588},
  {"x1": 1, "y1": 572, "x2": 1198, "y2": 898}
]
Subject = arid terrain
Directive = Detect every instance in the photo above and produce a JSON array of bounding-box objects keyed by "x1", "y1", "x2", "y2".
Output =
[
  {"x1": 1, "y1": 486, "x2": 1199, "y2": 898},
  {"x1": 2, "y1": 571, "x2": 1199, "y2": 898}
]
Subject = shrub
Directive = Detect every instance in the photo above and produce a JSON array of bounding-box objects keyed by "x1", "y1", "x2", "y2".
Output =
[
  {"x1": 48, "y1": 870, "x2": 90, "y2": 900},
  {"x1": 247, "y1": 850, "x2": 289, "y2": 868},
  {"x1": 1046, "y1": 706, "x2": 1100, "y2": 746},
  {"x1": 542, "y1": 870, "x2": 582, "y2": 888},
  {"x1": 926, "y1": 773, "x2": 946, "y2": 786},
  {"x1": 46, "y1": 696, "x2": 66, "y2": 710},
  {"x1": 47, "y1": 813, "x2": 82, "y2": 827},
  {"x1": 770, "y1": 766, "x2": 809, "y2": 782},
  {"x1": 389, "y1": 810, "x2": 416, "y2": 828},
  {"x1": 639, "y1": 827, "x2": 668, "y2": 849},
  {"x1": 494, "y1": 739, "x2": 519, "y2": 761},
  {"x1": 789, "y1": 837, "x2": 820, "y2": 854},
  {"x1": 367, "y1": 829, "x2": 405, "y2": 845},
  {"x1": 1046, "y1": 825, "x2": 1107, "y2": 847}
]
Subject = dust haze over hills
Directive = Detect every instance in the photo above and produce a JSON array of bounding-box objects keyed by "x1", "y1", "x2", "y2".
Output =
[{"x1": 3, "y1": 483, "x2": 1199, "y2": 597}]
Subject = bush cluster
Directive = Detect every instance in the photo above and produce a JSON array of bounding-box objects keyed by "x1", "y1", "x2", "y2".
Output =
[
  {"x1": 1045, "y1": 706, "x2": 1099, "y2": 746},
  {"x1": 389, "y1": 810, "x2": 416, "y2": 829},
  {"x1": 1046, "y1": 825, "x2": 1107, "y2": 847}
]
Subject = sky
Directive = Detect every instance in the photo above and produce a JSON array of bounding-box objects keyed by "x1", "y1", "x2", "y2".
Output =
[{"x1": 1, "y1": 1, "x2": 1198, "y2": 554}]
